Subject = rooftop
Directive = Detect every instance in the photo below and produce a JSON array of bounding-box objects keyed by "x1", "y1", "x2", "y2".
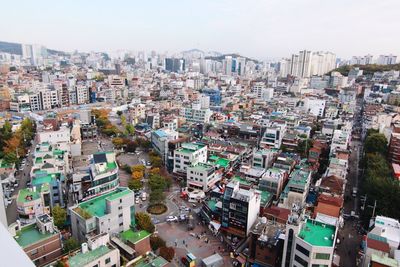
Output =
[
  {"x1": 78, "y1": 188, "x2": 132, "y2": 218},
  {"x1": 68, "y1": 245, "x2": 112, "y2": 267},
  {"x1": 17, "y1": 188, "x2": 42, "y2": 203},
  {"x1": 232, "y1": 176, "x2": 252, "y2": 186},
  {"x1": 15, "y1": 224, "x2": 55, "y2": 248},
  {"x1": 298, "y1": 219, "x2": 336, "y2": 247},
  {"x1": 208, "y1": 155, "x2": 230, "y2": 168},
  {"x1": 135, "y1": 255, "x2": 168, "y2": 267},
  {"x1": 120, "y1": 229, "x2": 151, "y2": 245}
]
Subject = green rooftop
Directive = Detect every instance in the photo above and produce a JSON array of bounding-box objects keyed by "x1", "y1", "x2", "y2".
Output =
[
  {"x1": 78, "y1": 188, "x2": 132, "y2": 218},
  {"x1": 232, "y1": 176, "x2": 251, "y2": 186},
  {"x1": 120, "y1": 229, "x2": 151, "y2": 244},
  {"x1": 208, "y1": 155, "x2": 230, "y2": 168},
  {"x1": 207, "y1": 199, "x2": 217, "y2": 212},
  {"x1": 15, "y1": 224, "x2": 55, "y2": 248},
  {"x1": 260, "y1": 190, "x2": 273, "y2": 206},
  {"x1": 18, "y1": 188, "x2": 41, "y2": 203},
  {"x1": 68, "y1": 245, "x2": 112, "y2": 267},
  {"x1": 298, "y1": 219, "x2": 336, "y2": 247},
  {"x1": 35, "y1": 157, "x2": 43, "y2": 164},
  {"x1": 135, "y1": 256, "x2": 168, "y2": 267}
]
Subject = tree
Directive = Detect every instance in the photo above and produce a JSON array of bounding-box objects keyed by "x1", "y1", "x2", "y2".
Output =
[
  {"x1": 159, "y1": 246, "x2": 175, "y2": 262},
  {"x1": 150, "y1": 235, "x2": 166, "y2": 251},
  {"x1": 52, "y1": 205, "x2": 67, "y2": 229},
  {"x1": 149, "y1": 167, "x2": 160, "y2": 175},
  {"x1": 150, "y1": 156, "x2": 162, "y2": 168},
  {"x1": 63, "y1": 238, "x2": 79, "y2": 253},
  {"x1": 125, "y1": 140, "x2": 137, "y2": 152},
  {"x1": 148, "y1": 174, "x2": 166, "y2": 191},
  {"x1": 117, "y1": 110, "x2": 123, "y2": 117},
  {"x1": 135, "y1": 212, "x2": 155, "y2": 233},
  {"x1": 4, "y1": 134, "x2": 24, "y2": 157},
  {"x1": 126, "y1": 124, "x2": 135, "y2": 135},
  {"x1": 150, "y1": 189, "x2": 165, "y2": 204},
  {"x1": 128, "y1": 179, "x2": 143, "y2": 191},
  {"x1": 296, "y1": 139, "x2": 312, "y2": 157},
  {"x1": 3, "y1": 152, "x2": 17, "y2": 165},
  {"x1": 365, "y1": 133, "x2": 387, "y2": 155},
  {"x1": 131, "y1": 171, "x2": 143, "y2": 180},
  {"x1": 131, "y1": 165, "x2": 146, "y2": 173},
  {"x1": 121, "y1": 115, "x2": 127, "y2": 126},
  {"x1": 112, "y1": 137, "x2": 126, "y2": 149}
]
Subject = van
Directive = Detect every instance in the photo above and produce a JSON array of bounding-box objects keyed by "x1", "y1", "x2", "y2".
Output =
[{"x1": 141, "y1": 192, "x2": 147, "y2": 201}]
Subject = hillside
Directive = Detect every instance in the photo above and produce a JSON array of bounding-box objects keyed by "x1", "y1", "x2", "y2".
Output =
[
  {"x1": 330, "y1": 64, "x2": 400, "y2": 76},
  {"x1": 0, "y1": 40, "x2": 66, "y2": 56},
  {"x1": 0, "y1": 41, "x2": 22, "y2": 55},
  {"x1": 205, "y1": 53, "x2": 259, "y2": 63}
]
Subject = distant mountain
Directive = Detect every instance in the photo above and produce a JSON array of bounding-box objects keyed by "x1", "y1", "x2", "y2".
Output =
[
  {"x1": 0, "y1": 40, "x2": 67, "y2": 56},
  {"x1": 0, "y1": 41, "x2": 22, "y2": 55},
  {"x1": 205, "y1": 53, "x2": 259, "y2": 63}
]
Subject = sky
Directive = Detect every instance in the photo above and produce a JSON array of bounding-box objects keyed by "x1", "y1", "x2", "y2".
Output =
[{"x1": 1, "y1": 0, "x2": 400, "y2": 60}]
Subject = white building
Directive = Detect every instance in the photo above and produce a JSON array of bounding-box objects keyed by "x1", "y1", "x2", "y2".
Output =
[
  {"x1": 151, "y1": 128, "x2": 179, "y2": 163},
  {"x1": 377, "y1": 54, "x2": 397, "y2": 65},
  {"x1": 282, "y1": 217, "x2": 338, "y2": 267},
  {"x1": 182, "y1": 102, "x2": 212, "y2": 124},
  {"x1": 70, "y1": 187, "x2": 135, "y2": 242},
  {"x1": 303, "y1": 98, "x2": 326, "y2": 117},
  {"x1": 173, "y1": 143, "x2": 207, "y2": 174},
  {"x1": 187, "y1": 162, "x2": 222, "y2": 192},
  {"x1": 260, "y1": 122, "x2": 287, "y2": 149}
]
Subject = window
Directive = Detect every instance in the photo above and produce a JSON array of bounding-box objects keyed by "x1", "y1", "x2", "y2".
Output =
[
  {"x1": 119, "y1": 222, "x2": 123, "y2": 226},
  {"x1": 120, "y1": 199, "x2": 122, "y2": 203},
  {"x1": 119, "y1": 213, "x2": 123, "y2": 218},
  {"x1": 312, "y1": 265, "x2": 328, "y2": 267},
  {"x1": 105, "y1": 258, "x2": 111, "y2": 264},
  {"x1": 118, "y1": 206, "x2": 122, "y2": 210},
  {"x1": 296, "y1": 244, "x2": 310, "y2": 257},
  {"x1": 314, "y1": 253, "x2": 330, "y2": 260},
  {"x1": 31, "y1": 249, "x2": 38, "y2": 256},
  {"x1": 294, "y1": 255, "x2": 308, "y2": 267}
]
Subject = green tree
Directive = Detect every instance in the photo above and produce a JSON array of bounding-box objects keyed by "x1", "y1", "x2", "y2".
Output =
[
  {"x1": 148, "y1": 174, "x2": 166, "y2": 191},
  {"x1": 128, "y1": 179, "x2": 143, "y2": 191},
  {"x1": 150, "y1": 235, "x2": 166, "y2": 251},
  {"x1": 365, "y1": 133, "x2": 387, "y2": 155},
  {"x1": 296, "y1": 139, "x2": 312, "y2": 157},
  {"x1": 121, "y1": 115, "x2": 127, "y2": 126},
  {"x1": 150, "y1": 189, "x2": 165, "y2": 204},
  {"x1": 125, "y1": 124, "x2": 135, "y2": 135},
  {"x1": 63, "y1": 238, "x2": 79, "y2": 253},
  {"x1": 3, "y1": 152, "x2": 18, "y2": 165},
  {"x1": 135, "y1": 212, "x2": 155, "y2": 233},
  {"x1": 52, "y1": 205, "x2": 67, "y2": 229}
]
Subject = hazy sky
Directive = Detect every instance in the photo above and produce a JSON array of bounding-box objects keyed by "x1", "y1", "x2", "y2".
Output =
[{"x1": 1, "y1": 0, "x2": 400, "y2": 59}]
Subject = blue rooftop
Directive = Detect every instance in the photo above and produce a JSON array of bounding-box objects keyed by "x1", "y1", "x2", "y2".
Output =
[{"x1": 154, "y1": 129, "x2": 167, "y2": 138}]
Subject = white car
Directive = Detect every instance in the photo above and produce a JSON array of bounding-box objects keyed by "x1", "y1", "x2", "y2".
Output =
[{"x1": 166, "y1": 216, "x2": 178, "y2": 222}]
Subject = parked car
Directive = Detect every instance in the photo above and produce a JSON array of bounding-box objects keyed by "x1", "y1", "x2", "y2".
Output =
[
  {"x1": 166, "y1": 216, "x2": 178, "y2": 222},
  {"x1": 179, "y1": 214, "x2": 187, "y2": 222}
]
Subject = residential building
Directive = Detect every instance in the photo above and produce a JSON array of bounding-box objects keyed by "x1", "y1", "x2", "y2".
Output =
[
  {"x1": 260, "y1": 122, "x2": 287, "y2": 149},
  {"x1": 259, "y1": 167, "x2": 287, "y2": 199},
  {"x1": 14, "y1": 214, "x2": 62, "y2": 266},
  {"x1": 17, "y1": 185, "x2": 51, "y2": 225},
  {"x1": 377, "y1": 54, "x2": 397, "y2": 65},
  {"x1": 70, "y1": 187, "x2": 135, "y2": 242},
  {"x1": 221, "y1": 181, "x2": 261, "y2": 238},
  {"x1": 83, "y1": 152, "x2": 119, "y2": 201},
  {"x1": 282, "y1": 217, "x2": 338, "y2": 267},
  {"x1": 252, "y1": 149, "x2": 276, "y2": 170},
  {"x1": 187, "y1": 162, "x2": 222, "y2": 192},
  {"x1": 278, "y1": 169, "x2": 311, "y2": 209},
  {"x1": 173, "y1": 142, "x2": 207, "y2": 174},
  {"x1": 151, "y1": 128, "x2": 179, "y2": 163}
]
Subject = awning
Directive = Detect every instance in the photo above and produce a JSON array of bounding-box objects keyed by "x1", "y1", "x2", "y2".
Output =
[{"x1": 209, "y1": 221, "x2": 221, "y2": 231}]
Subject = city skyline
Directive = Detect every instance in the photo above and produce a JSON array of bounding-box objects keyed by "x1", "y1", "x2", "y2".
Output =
[{"x1": 1, "y1": 0, "x2": 400, "y2": 59}]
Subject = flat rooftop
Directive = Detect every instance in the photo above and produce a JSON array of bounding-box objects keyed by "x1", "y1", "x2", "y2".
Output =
[
  {"x1": 135, "y1": 256, "x2": 168, "y2": 267},
  {"x1": 298, "y1": 219, "x2": 336, "y2": 247},
  {"x1": 78, "y1": 188, "x2": 132, "y2": 217},
  {"x1": 15, "y1": 224, "x2": 55, "y2": 248},
  {"x1": 68, "y1": 245, "x2": 112, "y2": 267},
  {"x1": 120, "y1": 229, "x2": 151, "y2": 245}
]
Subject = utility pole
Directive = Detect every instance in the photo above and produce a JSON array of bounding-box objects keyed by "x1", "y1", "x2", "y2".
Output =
[{"x1": 371, "y1": 200, "x2": 377, "y2": 219}]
